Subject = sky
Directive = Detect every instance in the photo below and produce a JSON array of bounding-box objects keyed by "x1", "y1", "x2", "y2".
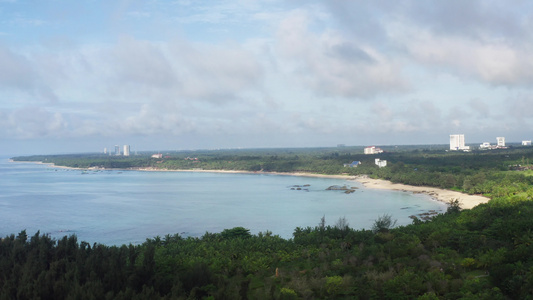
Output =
[{"x1": 1, "y1": 0, "x2": 533, "y2": 155}]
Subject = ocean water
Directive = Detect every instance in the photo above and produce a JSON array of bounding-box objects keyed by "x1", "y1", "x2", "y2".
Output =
[{"x1": 0, "y1": 158, "x2": 447, "y2": 245}]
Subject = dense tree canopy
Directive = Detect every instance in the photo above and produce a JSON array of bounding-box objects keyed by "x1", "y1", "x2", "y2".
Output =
[{"x1": 2, "y1": 199, "x2": 533, "y2": 299}]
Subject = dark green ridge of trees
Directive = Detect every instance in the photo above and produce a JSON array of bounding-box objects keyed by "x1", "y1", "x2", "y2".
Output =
[{"x1": 2, "y1": 200, "x2": 533, "y2": 299}]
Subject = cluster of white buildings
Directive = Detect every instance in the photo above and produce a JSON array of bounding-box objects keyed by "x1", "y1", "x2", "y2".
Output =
[
  {"x1": 450, "y1": 134, "x2": 533, "y2": 150},
  {"x1": 479, "y1": 137, "x2": 506, "y2": 150},
  {"x1": 104, "y1": 145, "x2": 131, "y2": 156}
]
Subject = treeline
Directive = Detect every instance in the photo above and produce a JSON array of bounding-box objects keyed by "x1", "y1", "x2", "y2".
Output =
[{"x1": 2, "y1": 199, "x2": 532, "y2": 299}]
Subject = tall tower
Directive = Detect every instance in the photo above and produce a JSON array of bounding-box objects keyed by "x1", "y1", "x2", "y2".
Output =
[
  {"x1": 497, "y1": 137, "x2": 505, "y2": 147},
  {"x1": 114, "y1": 145, "x2": 121, "y2": 156},
  {"x1": 450, "y1": 134, "x2": 465, "y2": 150},
  {"x1": 123, "y1": 145, "x2": 130, "y2": 156}
]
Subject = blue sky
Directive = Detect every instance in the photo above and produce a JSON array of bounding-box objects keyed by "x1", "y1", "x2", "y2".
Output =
[{"x1": 1, "y1": 0, "x2": 532, "y2": 155}]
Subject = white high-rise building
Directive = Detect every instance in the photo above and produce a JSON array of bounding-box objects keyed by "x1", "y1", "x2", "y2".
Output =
[
  {"x1": 450, "y1": 134, "x2": 467, "y2": 150},
  {"x1": 497, "y1": 137, "x2": 505, "y2": 147},
  {"x1": 114, "y1": 145, "x2": 121, "y2": 156},
  {"x1": 123, "y1": 145, "x2": 130, "y2": 156}
]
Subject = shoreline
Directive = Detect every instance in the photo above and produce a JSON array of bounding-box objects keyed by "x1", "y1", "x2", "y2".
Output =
[
  {"x1": 131, "y1": 168, "x2": 489, "y2": 209},
  {"x1": 10, "y1": 160, "x2": 489, "y2": 209},
  {"x1": 354, "y1": 175, "x2": 489, "y2": 210}
]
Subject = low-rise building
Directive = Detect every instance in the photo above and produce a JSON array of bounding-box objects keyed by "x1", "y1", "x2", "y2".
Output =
[
  {"x1": 480, "y1": 142, "x2": 491, "y2": 149},
  {"x1": 522, "y1": 140, "x2": 532, "y2": 146},
  {"x1": 375, "y1": 158, "x2": 387, "y2": 168},
  {"x1": 343, "y1": 161, "x2": 361, "y2": 168},
  {"x1": 364, "y1": 146, "x2": 383, "y2": 155}
]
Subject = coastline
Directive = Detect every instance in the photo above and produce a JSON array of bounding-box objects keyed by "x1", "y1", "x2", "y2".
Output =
[
  {"x1": 135, "y1": 168, "x2": 489, "y2": 209},
  {"x1": 354, "y1": 175, "x2": 489, "y2": 210},
  {"x1": 10, "y1": 160, "x2": 489, "y2": 209}
]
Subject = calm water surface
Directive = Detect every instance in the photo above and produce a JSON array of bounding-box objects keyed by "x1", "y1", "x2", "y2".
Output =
[{"x1": 0, "y1": 158, "x2": 447, "y2": 245}]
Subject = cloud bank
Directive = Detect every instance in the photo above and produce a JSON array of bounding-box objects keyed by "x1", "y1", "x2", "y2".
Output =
[{"x1": 0, "y1": 0, "x2": 532, "y2": 154}]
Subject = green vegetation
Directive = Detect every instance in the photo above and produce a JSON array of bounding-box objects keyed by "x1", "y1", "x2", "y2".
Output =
[
  {"x1": 6, "y1": 145, "x2": 533, "y2": 298},
  {"x1": 2, "y1": 201, "x2": 533, "y2": 299}
]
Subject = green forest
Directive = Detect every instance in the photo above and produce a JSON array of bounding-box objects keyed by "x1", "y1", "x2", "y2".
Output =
[{"x1": 4, "y1": 145, "x2": 533, "y2": 299}]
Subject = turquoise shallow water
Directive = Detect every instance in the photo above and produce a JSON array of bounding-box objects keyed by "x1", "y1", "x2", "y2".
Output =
[{"x1": 0, "y1": 158, "x2": 447, "y2": 245}]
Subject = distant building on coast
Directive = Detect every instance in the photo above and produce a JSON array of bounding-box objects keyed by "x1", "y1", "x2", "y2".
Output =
[
  {"x1": 497, "y1": 137, "x2": 506, "y2": 147},
  {"x1": 375, "y1": 158, "x2": 387, "y2": 168},
  {"x1": 480, "y1": 142, "x2": 491, "y2": 149},
  {"x1": 343, "y1": 161, "x2": 361, "y2": 168},
  {"x1": 364, "y1": 146, "x2": 383, "y2": 155},
  {"x1": 114, "y1": 145, "x2": 121, "y2": 156},
  {"x1": 449, "y1": 134, "x2": 469, "y2": 151},
  {"x1": 523, "y1": 140, "x2": 532, "y2": 146},
  {"x1": 480, "y1": 137, "x2": 509, "y2": 150},
  {"x1": 123, "y1": 145, "x2": 130, "y2": 156},
  {"x1": 151, "y1": 153, "x2": 163, "y2": 159},
  {"x1": 104, "y1": 147, "x2": 107, "y2": 154}
]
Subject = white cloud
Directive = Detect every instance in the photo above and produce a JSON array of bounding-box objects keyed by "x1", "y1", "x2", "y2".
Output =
[
  {"x1": 400, "y1": 28, "x2": 533, "y2": 87},
  {"x1": 0, "y1": 46, "x2": 36, "y2": 89},
  {"x1": 0, "y1": 107, "x2": 67, "y2": 139},
  {"x1": 2, "y1": 1, "x2": 533, "y2": 153},
  {"x1": 275, "y1": 10, "x2": 408, "y2": 99}
]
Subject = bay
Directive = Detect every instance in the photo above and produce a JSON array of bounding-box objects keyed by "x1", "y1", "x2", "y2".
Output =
[{"x1": 0, "y1": 157, "x2": 447, "y2": 245}]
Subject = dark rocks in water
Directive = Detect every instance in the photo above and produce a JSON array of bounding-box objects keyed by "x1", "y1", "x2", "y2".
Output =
[
  {"x1": 326, "y1": 185, "x2": 346, "y2": 190},
  {"x1": 290, "y1": 185, "x2": 311, "y2": 191},
  {"x1": 326, "y1": 185, "x2": 356, "y2": 194},
  {"x1": 291, "y1": 184, "x2": 311, "y2": 188}
]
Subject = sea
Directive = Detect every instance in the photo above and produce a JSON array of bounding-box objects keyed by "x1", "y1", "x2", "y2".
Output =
[{"x1": 0, "y1": 157, "x2": 447, "y2": 245}]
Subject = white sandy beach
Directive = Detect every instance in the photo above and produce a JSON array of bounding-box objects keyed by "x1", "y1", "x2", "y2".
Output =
[{"x1": 354, "y1": 175, "x2": 489, "y2": 209}]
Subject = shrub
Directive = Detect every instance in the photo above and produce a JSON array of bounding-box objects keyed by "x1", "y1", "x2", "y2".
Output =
[
  {"x1": 325, "y1": 276, "x2": 343, "y2": 295},
  {"x1": 372, "y1": 214, "x2": 397, "y2": 233}
]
